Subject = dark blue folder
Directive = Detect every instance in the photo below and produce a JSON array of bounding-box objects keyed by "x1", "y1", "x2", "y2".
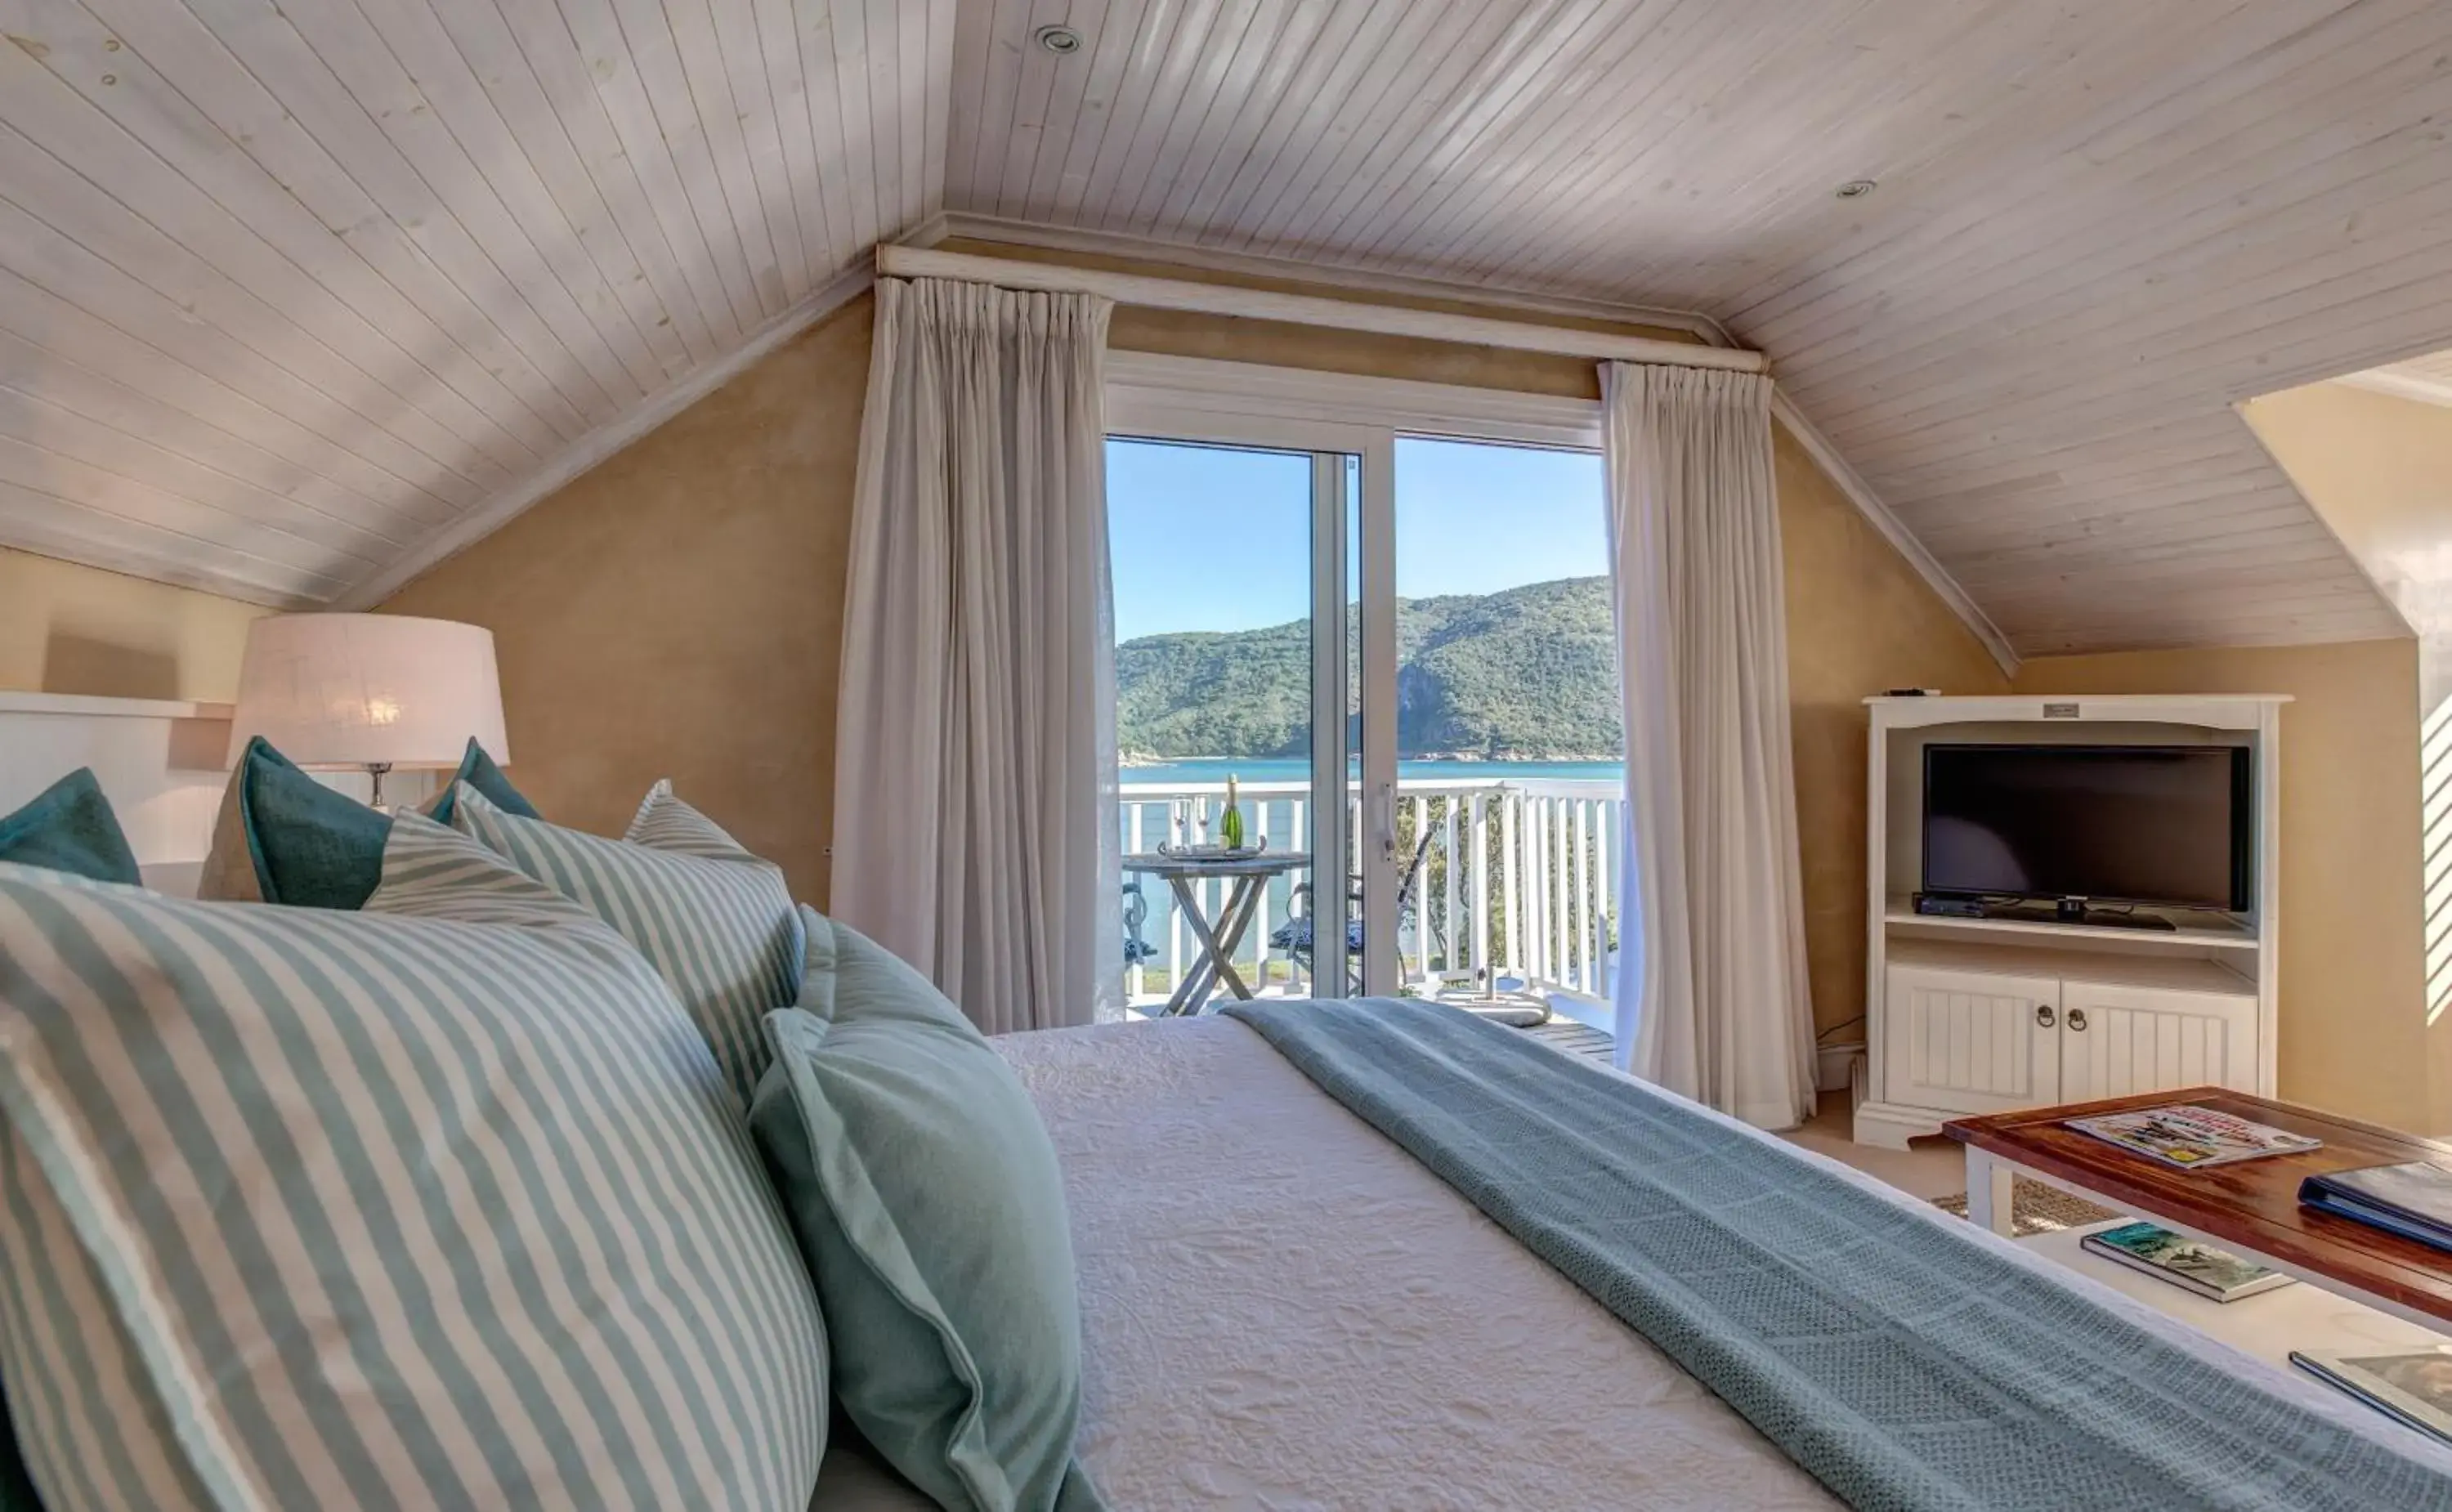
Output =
[{"x1": 2299, "y1": 1161, "x2": 2452, "y2": 1254}]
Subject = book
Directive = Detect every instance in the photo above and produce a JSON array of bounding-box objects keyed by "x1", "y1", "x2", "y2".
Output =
[
  {"x1": 2290, "y1": 1347, "x2": 2452, "y2": 1448},
  {"x1": 2079, "y1": 1220, "x2": 2294, "y2": 1301},
  {"x1": 2064, "y1": 1104, "x2": 2322, "y2": 1168},
  {"x1": 2299, "y1": 1161, "x2": 2452, "y2": 1254}
]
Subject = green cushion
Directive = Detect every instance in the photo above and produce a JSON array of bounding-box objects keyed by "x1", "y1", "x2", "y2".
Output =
[
  {"x1": 422, "y1": 738, "x2": 539, "y2": 825},
  {"x1": 0, "y1": 768, "x2": 139, "y2": 885},
  {"x1": 749, "y1": 915, "x2": 1101, "y2": 1512},
  {"x1": 230, "y1": 736, "x2": 391, "y2": 909}
]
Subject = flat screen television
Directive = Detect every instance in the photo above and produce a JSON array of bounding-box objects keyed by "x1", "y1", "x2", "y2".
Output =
[{"x1": 1921, "y1": 744, "x2": 2251, "y2": 912}]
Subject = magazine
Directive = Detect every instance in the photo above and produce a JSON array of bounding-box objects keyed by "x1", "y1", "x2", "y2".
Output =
[
  {"x1": 2079, "y1": 1221, "x2": 2294, "y2": 1301},
  {"x1": 2065, "y1": 1104, "x2": 2322, "y2": 1168},
  {"x1": 2291, "y1": 1347, "x2": 2452, "y2": 1448}
]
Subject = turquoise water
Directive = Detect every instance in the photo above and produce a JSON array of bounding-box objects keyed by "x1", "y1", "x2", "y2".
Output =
[{"x1": 1122, "y1": 757, "x2": 1624, "y2": 786}]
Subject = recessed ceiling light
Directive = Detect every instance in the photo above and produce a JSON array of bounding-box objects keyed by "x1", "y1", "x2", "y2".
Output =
[
  {"x1": 1835, "y1": 179, "x2": 1877, "y2": 199},
  {"x1": 1036, "y1": 25, "x2": 1083, "y2": 55}
]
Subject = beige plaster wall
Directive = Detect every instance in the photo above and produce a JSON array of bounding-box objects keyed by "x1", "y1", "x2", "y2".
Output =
[
  {"x1": 0, "y1": 545, "x2": 267, "y2": 701},
  {"x1": 1778, "y1": 441, "x2": 2014, "y2": 1048},
  {"x1": 2242, "y1": 382, "x2": 2450, "y2": 700},
  {"x1": 382, "y1": 296, "x2": 872, "y2": 906},
  {"x1": 2012, "y1": 638, "x2": 2445, "y2": 1133}
]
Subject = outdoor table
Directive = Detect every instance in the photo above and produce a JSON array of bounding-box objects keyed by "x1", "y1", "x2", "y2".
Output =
[{"x1": 1121, "y1": 849, "x2": 1313, "y2": 1015}]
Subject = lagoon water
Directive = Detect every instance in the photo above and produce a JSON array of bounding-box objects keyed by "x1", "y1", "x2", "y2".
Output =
[{"x1": 1122, "y1": 756, "x2": 1624, "y2": 787}]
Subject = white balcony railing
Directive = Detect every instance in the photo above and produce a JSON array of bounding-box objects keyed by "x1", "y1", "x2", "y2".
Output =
[{"x1": 1120, "y1": 776, "x2": 1623, "y2": 1009}]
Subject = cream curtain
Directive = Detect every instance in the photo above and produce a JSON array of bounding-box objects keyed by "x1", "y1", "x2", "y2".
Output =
[
  {"x1": 1604, "y1": 361, "x2": 1816, "y2": 1129},
  {"x1": 830, "y1": 277, "x2": 1122, "y2": 1035}
]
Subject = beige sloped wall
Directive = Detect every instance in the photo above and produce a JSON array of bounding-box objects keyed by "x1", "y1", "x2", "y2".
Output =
[
  {"x1": 1778, "y1": 445, "x2": 2014, "y2": 1049},
  {"x1": 383, "y1": 297, "x2": 873, "y2": 904},
  {"x1": 2242, "y1": 382, "x2": 2450, "y2": 696},
  {"x1": 0, "y1": 545, "x2": 267, "y2": 701}
]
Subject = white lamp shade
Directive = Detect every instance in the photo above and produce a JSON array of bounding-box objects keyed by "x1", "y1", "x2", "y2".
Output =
[{"x1": 228, "y1": 615, "x2": 508, "y2": 771}]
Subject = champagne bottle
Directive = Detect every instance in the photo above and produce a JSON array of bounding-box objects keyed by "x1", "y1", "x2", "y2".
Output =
[{"x1": 1219, "y1": 775, "x2": 1246, "y2": 850}]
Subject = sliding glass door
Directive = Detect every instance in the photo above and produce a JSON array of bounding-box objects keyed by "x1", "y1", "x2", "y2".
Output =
[
  {"x1": 1107, "y1": 437, "x2": 1361, "y2": 1009},
  {"x1": 1391, "y1": 438, "x2": 1621, "y2": 1008},
  {"x1": 1105, "y1": 358, "x2": 1620, "y2": 1013}
]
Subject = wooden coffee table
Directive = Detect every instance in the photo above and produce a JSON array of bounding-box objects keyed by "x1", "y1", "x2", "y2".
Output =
[{"x1": 1944, "y1": 1087, "x2": 2452, "y2": 1332}]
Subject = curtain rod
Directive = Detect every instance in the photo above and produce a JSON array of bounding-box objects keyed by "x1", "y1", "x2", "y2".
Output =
[{"x1": 875, "y1": 245, "x2": 1768, "y2": 374}]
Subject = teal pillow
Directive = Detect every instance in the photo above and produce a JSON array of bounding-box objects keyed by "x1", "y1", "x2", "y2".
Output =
[
  {"x1": 231, "y1": 736, "x2": 390, "y2": 909},
  {"x1": 750, "y1": 916, "x2": 1102, "y2": 1512},
  {"x1": 423, "y1": 738, "x2": 538, "y2": 825},
  {"x1": 201, "y1": 739, "x2": 541, "y2": 909},
  {"x1": 0, "y1": 768, "x2": 139, "y2": 885}
]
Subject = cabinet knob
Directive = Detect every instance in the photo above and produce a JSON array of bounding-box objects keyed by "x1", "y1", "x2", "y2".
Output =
[
  {"x1": 2068, "y1": 1008, "x2": 2089, "y2": 1032},
  {"x1": 2035, "y1": 1004, "x2": 2056, "y2": 1028}
]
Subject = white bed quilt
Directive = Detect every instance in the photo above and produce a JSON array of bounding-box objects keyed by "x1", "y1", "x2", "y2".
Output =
[
  {"x1": 819, "y1": 1016, "x2": 1836, "y2": 1510},
  {"x1": 814, "y1": 1015, "x2": 2450, "y2": 1510}
]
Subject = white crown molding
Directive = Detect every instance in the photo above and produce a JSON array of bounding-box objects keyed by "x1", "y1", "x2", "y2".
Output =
[
  {"x1": 1769, "y1": 391, "x2": 2021, "y2": 677},
  {"x1": 337, "y1": 261, "x2": 877, "y2": 610},
  {"x1": 2329, "y1": 368, "x2": 2452, "y2": 409},
  {"x1": 879, "y1": 244, "x2": 1764, "y2": 371},
  {"x1": 933, "y1": 212, "x2": 1730, "y2": 342}
]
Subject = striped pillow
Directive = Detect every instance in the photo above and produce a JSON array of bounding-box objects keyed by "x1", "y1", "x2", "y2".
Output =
[
  {"x1": 448, "y1": 781, "x2": 802, "y2": 1106},
  {"x1": 0, "y1": 814, "x2": 829, "y2": 1512}
]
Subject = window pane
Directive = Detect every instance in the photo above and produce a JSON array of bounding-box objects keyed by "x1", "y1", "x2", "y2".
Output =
[
  {"x1": 1108, "y1": 437, "x2": 1321, "y2": 1009},
  {"x1": 1391, "y1": 436, "x2": 1621, "y2": 1004}
]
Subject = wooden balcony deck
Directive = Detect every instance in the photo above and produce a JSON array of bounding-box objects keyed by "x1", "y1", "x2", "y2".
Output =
[{"x1": 1518, "y1": 1015, "x2": 1614, "y2": 1067}]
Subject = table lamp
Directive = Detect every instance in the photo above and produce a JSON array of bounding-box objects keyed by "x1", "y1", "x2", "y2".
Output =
[{"x1": 227, "y1": 614, "x2": 508, "y2": 807}]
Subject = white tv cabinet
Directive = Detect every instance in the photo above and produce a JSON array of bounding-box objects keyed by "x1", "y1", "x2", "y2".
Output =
[{"x1": 1851, "y1": 695, "x2": 2286, "y2": 1150}]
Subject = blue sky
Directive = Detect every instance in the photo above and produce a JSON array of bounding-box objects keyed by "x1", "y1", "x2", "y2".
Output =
[{"x1": 1107, "y1": 436, "x2": 1609, "y2": 642}]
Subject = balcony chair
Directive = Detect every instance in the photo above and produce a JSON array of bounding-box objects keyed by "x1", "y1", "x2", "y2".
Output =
[
  {"x1": 1122, "y1": 880, "x2": 1160, "y2": 967},
  {"x1": 1268, "y1": 827, "x2": 1442, "y2": 996}
]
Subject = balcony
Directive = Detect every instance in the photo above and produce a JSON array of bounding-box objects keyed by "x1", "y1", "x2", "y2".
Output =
[{"x1": 1120, "y1": 776, "x2": 1623, "y2": 1013}]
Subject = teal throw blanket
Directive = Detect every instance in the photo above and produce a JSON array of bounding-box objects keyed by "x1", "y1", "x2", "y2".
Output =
[{"x1": 1222, "y1": 999, "x2": 2452, "y2": 1511}]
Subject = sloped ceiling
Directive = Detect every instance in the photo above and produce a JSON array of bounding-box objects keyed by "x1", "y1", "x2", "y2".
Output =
[
  {"x1": 0, "y1": 0, "x2": 950, "y2": 606},
  {"x1": 2, "y1": 0, "x2": 2447, "y2": 655}
]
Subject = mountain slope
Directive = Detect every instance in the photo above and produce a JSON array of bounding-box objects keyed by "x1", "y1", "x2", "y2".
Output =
[{"x1": 1116, "y1": 575, "x2": 1621, "y2": 760}]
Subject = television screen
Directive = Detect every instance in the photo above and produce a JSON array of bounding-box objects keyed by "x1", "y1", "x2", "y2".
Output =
[{"x1": 1922, "y1": 745, "x2": 2249, "y2": 910}]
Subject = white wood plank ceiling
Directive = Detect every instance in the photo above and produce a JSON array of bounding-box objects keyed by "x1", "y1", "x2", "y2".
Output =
[
  {"x1": 0, "y1": 0, "x2": 950, "y2": 606},
  {"x1": 2, "y1": 0, "x2": 2446, "y2": 656},
  {"x1": 947, "y1": 0, "x2": 2444, "y2": 655}
]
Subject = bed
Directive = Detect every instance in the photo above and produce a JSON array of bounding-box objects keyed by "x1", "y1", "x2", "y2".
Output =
[
  {"x1": 816, "y1": 1014, "x2": 2452, "y2": 1510},
  {"x1": 8, "y1": 698, "x2": 2449, "y2": 1510}
]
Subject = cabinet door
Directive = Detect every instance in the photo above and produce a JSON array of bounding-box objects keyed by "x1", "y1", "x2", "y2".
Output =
[
  {"x1": 1882, "y1": 965, "x2": 2062, "y2": 1114},
  {"x1": 2057, "y1": 981, "x2": 2258, "y2": 1103}
]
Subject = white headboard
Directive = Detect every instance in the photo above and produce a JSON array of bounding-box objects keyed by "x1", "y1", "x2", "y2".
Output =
[{"x1": 0, "y1": 691, "x2": 235, "y2": 894}]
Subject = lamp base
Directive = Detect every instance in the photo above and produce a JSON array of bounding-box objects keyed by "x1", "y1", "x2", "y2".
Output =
[{"x1": 365, "y1": 763, "x2": 392, "y2": 809}]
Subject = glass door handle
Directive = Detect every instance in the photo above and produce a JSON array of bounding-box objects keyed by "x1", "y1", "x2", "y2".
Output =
[{"x1": 1374, "y1": 786, "x2": 1396, "y2": 858}]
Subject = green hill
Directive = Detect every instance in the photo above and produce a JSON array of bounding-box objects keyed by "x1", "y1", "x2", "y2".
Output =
[{"x1": 1116, "y1": 575, "x2": 1622, "y2": 760}]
